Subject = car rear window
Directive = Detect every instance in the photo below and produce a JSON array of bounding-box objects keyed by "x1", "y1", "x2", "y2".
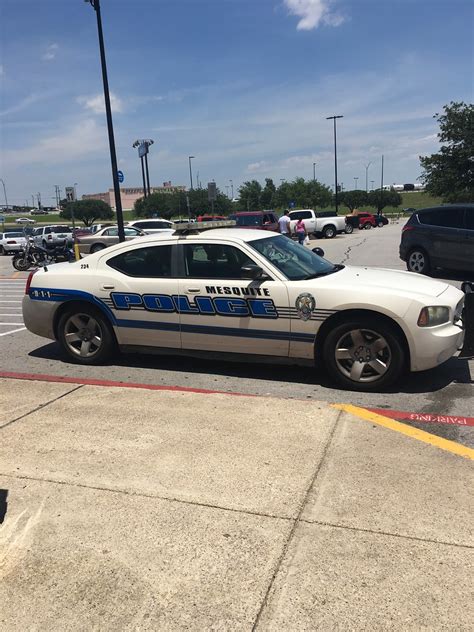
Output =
[
  {"x1": 235, "y1": 214, "x2": 262, "y2": 226},
  {"x1": 289, "y1": 211, "x2": 312, "y2": 220},
  {"x1": 465, "y1": 210, "x2": 474, "y2": 230},
  {"x1": 418, "y1": 208, "x2": 465, "y2": 229},
  {"x1": 50, "y1": 225, "x2": 70, "y2": 232},
  {"x1": 6, "y1": 232, "x2": 24, "y2": 238}
]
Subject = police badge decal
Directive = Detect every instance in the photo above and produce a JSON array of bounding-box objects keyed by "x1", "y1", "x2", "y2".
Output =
[{"x1": 295, "y1": 293, "x2": 316, "y2": 321}]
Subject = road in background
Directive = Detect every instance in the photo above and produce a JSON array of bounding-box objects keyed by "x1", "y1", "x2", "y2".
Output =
[{"x1": 1, "y1": 222, "x2": 472, "y2": 447}]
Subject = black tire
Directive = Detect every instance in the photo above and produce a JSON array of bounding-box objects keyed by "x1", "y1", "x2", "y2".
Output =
[
  {"x1": 377, "y1": 220, "x2": 384, "y2": 228},
  {"x1": 0, "y1": 246, "x2": 5, "y2": 255},
  {"x1": 12, "y1": 256, "x2": 31, "y2": 271},
  {"x1": 57, "y1": 306, "x2": 115, "y2": 365},
  {"x1": 406, "y1": 248, "x2": 430, "y2": 274},
  {"x1": 344, "y1": 224, "x2": 353, "y2": 234},
  {"x1": 323, "y1": 225, "x2": 336, "y2": 239},
  {"x1": 364, "y1": 223, "x2": 372, "y2": 230},
  {"x1": 42, "y1": 240, "x2": 48, "y2": 249},
  {"x1": 321, "y1": 315, "x2": 405, "y2": 391},
  {"x1": 90, "y1": 243, "x2": 106, "y2": 254}
]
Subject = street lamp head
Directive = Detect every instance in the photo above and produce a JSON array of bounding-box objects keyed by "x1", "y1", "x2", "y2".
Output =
[{"x1": 326, "y1": 115, "x2": 344, "y2": 120}]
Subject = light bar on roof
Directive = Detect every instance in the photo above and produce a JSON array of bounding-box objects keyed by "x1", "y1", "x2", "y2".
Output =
[{"x1": 173, "y1": 220, "x2": 236, "y2": 233}]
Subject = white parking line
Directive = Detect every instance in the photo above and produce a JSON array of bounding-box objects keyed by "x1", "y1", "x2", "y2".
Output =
[
  {"x1": 0, "y1": 327, "x2": 26, "y2": 336},
  {"x1": 1, "y1": 301, "x2": 22, "y2": 303},
  {"x1": 0, "y1": 322, "x2": 24, "y2": 325}
]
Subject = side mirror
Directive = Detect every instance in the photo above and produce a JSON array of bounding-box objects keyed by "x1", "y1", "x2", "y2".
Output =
[
  {"x1": 241, "y1": 264, "x2": 266, "y2": 280},
  {"x1": 461, "y1": 281, "x2": 473, "y2": 294},
  {"x1": 312, "y1": 247, "x2": 325, "y2": 257}
]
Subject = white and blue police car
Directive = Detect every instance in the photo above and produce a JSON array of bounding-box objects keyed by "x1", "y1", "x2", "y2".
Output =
[{"x1": 22, "y1": 222, "x2": 469, "y2": 391}]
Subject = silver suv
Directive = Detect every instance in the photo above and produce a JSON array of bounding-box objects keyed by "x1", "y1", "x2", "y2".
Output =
[{"x1": 32, "y1": 225, "x2": 73, "y2": 247}]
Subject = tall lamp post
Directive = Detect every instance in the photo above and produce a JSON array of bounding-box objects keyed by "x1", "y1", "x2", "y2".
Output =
[
  {"x1": 354, "y1": 177, "x2": 359, "y2": 189},
  {"x1": 312, "y1": 162, "x2": 316, "y2": 182},
  {"x1": 133, "y1": 139, "x2": 154, "y2": 198},
  {"x1": 0, "y1": 178, "x2": 8, "y2": 210},
  {"x1": 188, "y1": 156, "x2": 195, "y2": 190},
  {"x1": 370, "y1": 180, "x2": 375, "y2": 191},
  {"x1": 229, "y1": 179, "x2": 234, "y2": 199},
  {"x1": 85, "y1": 0, "x2": 125, "y2": 242},
  {"x1": 326, "y1": 115, "x2": 343, "y2": 213},
  {"x1": 365, "y1": 162, "x2": 372, "y2": 193}
]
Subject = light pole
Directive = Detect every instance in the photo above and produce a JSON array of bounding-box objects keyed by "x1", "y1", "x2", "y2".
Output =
[
  {"x1": 312, "y1": 162, "x2": 316, "y2": 182},
  {"x1": 326, "y1": 115, "x2": 343, "y2": 213},
  {"x1": 229, "y1": 179, "x2": 234, "y2": 199},
  {"x1": 85, "y1": 0, "x2": 125, "y2": 242},
  {"x1": 354, "y1": 177, "x2": 359, "y2": 189},
  {"x1": 74, "y1": 182, "x2": 78, "y2": 201},
  {"x1": 188, "y1": 156, "x2": 195, "y2": 190},
  {"x1": 225, "y1": 185, "x2": 230, "y2": 197},
  {"x1": 370, "y1": 180, "x2": 375, "y2": 191},
  {"x1": 133, "y1": 139, "x2": 154, "y2": 198},
  {"x1": 0, "y1": 178, "x2": 8, "y2": 210},
  {"x1": 365, "y1": 162, "x2": 372, "y2": 193}
]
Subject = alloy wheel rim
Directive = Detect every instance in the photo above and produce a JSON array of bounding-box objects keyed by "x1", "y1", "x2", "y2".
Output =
[
  {"x1": 64, "y1": 313, "x2": 103, "y2": 358},
  {"x1": 334, "y1": 328, "x2": 392, "y2": 383},
  {"x1": 409, "y1": 251, "x2": 425, "y2": 272}
]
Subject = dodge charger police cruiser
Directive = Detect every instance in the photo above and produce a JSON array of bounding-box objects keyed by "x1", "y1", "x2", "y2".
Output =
[{"x1": 22, "y1": 222, "x2": 472, "y2": 391}]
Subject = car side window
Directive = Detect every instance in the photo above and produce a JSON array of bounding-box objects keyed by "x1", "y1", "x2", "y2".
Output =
[
  {"x1": 290, "y1": 211, "x2": 312, "y2": 220},
  {"x1": 420, "y1": 208, "x2": 465, "y2": 229},
  {"x1": 465, "y1": 211, "x2": 474, "y2": 231},
  {"x1": 107, "y1": 245, "x2": 173, "y2": 277},
  {"x1": 44, "y1": 227, "x2": 51, "y2": 234},
  {"x1": 124, "y1": 227, "x2": 140, "y2": 236},
  {"x1": 184, "y1": 243, "x2": 256, "y2": 279},
  {"x1": 103, "y1": 227, "x2": 119, "y2": 237}
]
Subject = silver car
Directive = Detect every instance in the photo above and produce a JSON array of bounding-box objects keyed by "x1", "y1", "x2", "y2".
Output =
[
  {"x1": 76, "y1": 225, "x2": 146, "y2": 255},
  {"x1": 0, "y1": 231, "x2": 27, "y2": 255}
]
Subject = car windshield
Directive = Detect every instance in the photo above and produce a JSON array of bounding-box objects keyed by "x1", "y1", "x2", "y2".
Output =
[
  {"x1": 235, "y1": 215, "x2": 262, "y2": 227},
  {"x1": 250, "y1": 235, "x2": 342, "y2": 281}
]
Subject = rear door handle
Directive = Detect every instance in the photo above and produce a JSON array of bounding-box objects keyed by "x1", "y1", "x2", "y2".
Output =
[{"x1": 102, "y1": 284, "x2": 115, "y2": 290}]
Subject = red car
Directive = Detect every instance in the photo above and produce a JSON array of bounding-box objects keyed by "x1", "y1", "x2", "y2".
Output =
[
  {"x1": 197, "y1": 214, "x2": 226, "y2": 222},
  {"x1": 348, "y1": 211, "x2": 388, "y2": 229},
  {"x1": 230, "y1": 211, "x2": 279, "y2": 231}
]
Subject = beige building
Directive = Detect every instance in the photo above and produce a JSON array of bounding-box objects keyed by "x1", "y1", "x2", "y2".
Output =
[{"x1": 82, "y1": 184, "x2": 186, "y2": 210}]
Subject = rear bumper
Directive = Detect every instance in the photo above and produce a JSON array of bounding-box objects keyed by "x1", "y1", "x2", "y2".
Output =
[{"x1": 22, "y1": 296, "x2": 58, "y2": 340}]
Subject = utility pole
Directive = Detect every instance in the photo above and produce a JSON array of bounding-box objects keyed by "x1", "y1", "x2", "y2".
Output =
[
  {"x1": 365, "y1": 162, "x2": 372, "y2": 193},
  {"x1": 188, "y1": 156, "x2": 195, "y2": 190},
  {"x1": 379, "y1": 154, "x2": 384, "y2": 217},
  {"x1": 354, "y1": 177, "x2": 359, "y2": 189},
  {"x1": 326, "y1": 115, "x2": 343, "y2": 213},
  {"x1": 0, "y1": 178, "x2": 8, "y2": 209},
  {"x1": 312, "y1": 162, "x2": 316, "y2": 182},
  {"x1": 370, "y1": 180, "x2": 375, "y2": 191},
  {"x1": 230, "y1": 180, "x2": 234, "y2": 199},
  {"x1": 85, "y1": 0, "x2": 125, "y2": 242}
]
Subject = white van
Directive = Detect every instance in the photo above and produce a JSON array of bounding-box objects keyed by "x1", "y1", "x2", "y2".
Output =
[{"x1": 126, "y1": 219, "x2": 174, "y2": 234}]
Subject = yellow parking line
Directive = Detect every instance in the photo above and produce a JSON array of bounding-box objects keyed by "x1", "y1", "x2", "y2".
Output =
[
  {"x1": 333, "y1": 403, "x2": 474, "y2": 461},
  {"x1": 12, "y1": 272, "x2": 20, "y2": 279}
]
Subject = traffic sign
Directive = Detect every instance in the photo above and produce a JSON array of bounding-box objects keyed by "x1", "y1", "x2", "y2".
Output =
[
  {"x1": 289, "y1": 200, "x2": 295, "y2": 208},
  {"x1": 117, "y1": 170, "x2": 124, "y2": 183}
]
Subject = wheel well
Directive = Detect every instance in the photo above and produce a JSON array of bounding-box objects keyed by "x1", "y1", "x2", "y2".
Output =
[
  {"x1": 53, "y1": 300, "x2": 117, "y2": 343},
  {"x1": 315, "y1": 309, "x2": 411, "y2": 368}
]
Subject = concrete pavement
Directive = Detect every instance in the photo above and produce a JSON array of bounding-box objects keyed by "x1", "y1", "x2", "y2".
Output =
[{"x1": 1, "y1": 377, "x2": 473, "y2": 630}]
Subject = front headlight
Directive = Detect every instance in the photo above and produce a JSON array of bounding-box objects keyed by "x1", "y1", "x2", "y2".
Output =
[{"x1": 417, "y1": 306, "x2": 450, "y2": 327}]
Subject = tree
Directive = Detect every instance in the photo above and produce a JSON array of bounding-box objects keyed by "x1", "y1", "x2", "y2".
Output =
[
  {"x1": 274, "y1": 178, "x2": 332, "y2": 210},
  {"x1": 367, "y1": 189, "x2": 402, "y2": 213},
  {"x1": 260, "y1": 178, "x2": 276, "y2": 208},
  {"x1": 134, "y1": 187, "x2": 233, "y2": 219},
  {"x1": 236, "y1": 180, "x2": 263, "y2": 211},
  {"x1": 420, "y1": 102, "x2": 474, "y2": 202},
  {"x1": 338, "y1": 190, "x2": 369, "y2": 212},
  {"x1": 60, "y1": 199, "x2": 114, "y2": 226}
]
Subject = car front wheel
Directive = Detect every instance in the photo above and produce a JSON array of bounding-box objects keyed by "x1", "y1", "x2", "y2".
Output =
[
  {"x1": 58, "y1": 307, "x2": 115, "y2": 365},
  {"x1": 364, "y1": 223, "x2": 372, "y2": 229},
  {"x1": 323, "y1": 225, "x2": 336, "y2": 239},
  {"x1": 407, "y1": 249, "x2": 430, "y2": 274},
  {"x1": 344, "y1": 224, "x2": 353, "y2": 234},
  {"x1": 321, "y1": 316, "x2": 405, "y2": 391},
  {"x1": 90, "y1": 243, "x2": 106, "y2": 254}
]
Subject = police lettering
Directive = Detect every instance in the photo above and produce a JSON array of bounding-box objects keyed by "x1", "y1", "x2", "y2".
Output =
[
  {"x1": 205, "y1": 286, "x2": 270, "y2": 297},
  {"x1": 110, "y1": 292, "x2": 277, "y2": 318}
]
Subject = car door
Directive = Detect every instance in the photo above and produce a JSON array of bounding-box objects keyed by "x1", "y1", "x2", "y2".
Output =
[
  {"x1": 420, "y1": 207, "x2": 466, "y2": 269},
  {"x1": 463, "y1": 208, "x2": 474, "y2": 272},
  {"x1": 95, "y1": 242, "x2": 181, "y2": 349},
  {"x1": 177, "y1": 240, "x2": 290, "y2": 356}
]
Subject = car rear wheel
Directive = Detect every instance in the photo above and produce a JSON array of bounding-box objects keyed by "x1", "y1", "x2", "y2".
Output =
[
  {"x1": 58, "y1": 307, "x2": 115, "y2": 365},
  {"x1": 377, "y1": 220, "x2": 384, "y2": 227},
  {"x1": 90, "y1": 243, "x2": 106, "y2": 254},
  {"x1": 0, "y1": 246, "x2": 5, "y2": 255},
  {"x1": 364, "y1": 223, "x2": 372, "y2": 229},
  {"x1": 407, "y1": 249, "x2": 430, "y2": 274},
  {"x1": 344, "y1": 224, "x2": 353, "y2": 234},
  {"x1": 323, "y1": 225, "x2": 336, "y2": 239},
  {"x1": 322, "y1": 316, "x2": 405, "y2": 391}
]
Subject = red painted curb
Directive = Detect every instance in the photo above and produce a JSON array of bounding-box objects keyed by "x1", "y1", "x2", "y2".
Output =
[
  {"x1": 368, "y1": 408, "x2": 474, "y2": 427},
  {"x1": 0, "y1": 371, "x2": 257, "y2": 398}
]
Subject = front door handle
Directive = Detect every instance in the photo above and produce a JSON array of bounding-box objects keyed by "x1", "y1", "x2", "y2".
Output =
[
  {"x1": 102, "y1": 284, "x2": 115, "y2": 290},
  {"x1": 186, "y1": 288, "x2": 201, "y2": 293}
]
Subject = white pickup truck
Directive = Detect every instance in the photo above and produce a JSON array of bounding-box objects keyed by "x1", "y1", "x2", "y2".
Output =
[{"x1": 288, "y1": 209, "x2": 350, "y2": 239}]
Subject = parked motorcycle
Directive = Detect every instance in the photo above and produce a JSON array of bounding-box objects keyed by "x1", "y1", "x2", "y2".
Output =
[{"x1": 12, "y1": 239, "x2": 75, "y2": 271}]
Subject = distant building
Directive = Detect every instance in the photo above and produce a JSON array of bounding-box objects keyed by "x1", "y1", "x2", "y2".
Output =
[{"x1": 82, "y1": 183, "x2": 186, "y2": 210}]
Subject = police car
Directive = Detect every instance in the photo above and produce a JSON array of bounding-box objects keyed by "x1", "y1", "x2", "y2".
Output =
[{"x1": 22, "y1": 222, "x2": 470, "y2": 392}]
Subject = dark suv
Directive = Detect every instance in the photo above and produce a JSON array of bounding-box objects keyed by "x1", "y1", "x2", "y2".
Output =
[
  {"x1": 231, "y1": 211, "x2": 279, "y2": 231},
  {"x1": 400, "y1": 204, "x2": 474, "y2": 275}
]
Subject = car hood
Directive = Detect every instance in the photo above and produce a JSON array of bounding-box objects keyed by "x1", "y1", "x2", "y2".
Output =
[{"x1": 318, "y1": 265, "x2": 449, "y2": 298}]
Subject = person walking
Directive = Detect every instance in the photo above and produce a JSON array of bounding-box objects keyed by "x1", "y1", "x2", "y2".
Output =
[
  {"x1": 278, "y1": 210, "x2": 291, "y2": 237},
  {"x1": 295, "y1": 217, "x2": 306, "y2": 245}
]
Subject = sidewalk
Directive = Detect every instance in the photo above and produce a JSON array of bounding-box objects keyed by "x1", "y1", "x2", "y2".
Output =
[{"x1": 1, "y1": 377, "x2": 473, "y2": 630}]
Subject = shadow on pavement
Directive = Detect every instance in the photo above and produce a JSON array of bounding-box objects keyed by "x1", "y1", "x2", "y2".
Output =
[{"x1": 29, "y1": 342, "x2": 472, "y2": 394}]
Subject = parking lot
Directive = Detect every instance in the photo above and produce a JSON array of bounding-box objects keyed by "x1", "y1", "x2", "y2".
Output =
[{"x1": 1, "y1": 222, "x2": 473, "y2": 447}]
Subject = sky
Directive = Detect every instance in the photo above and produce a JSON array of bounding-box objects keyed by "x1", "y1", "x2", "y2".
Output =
[{"x1": 0, "y1": 0, "x2": 473, "y2": 206}]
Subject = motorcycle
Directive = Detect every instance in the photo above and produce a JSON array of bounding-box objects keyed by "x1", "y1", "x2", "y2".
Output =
[{"x1": 12, "y1": 238, "x2": 75, "y2": 271}]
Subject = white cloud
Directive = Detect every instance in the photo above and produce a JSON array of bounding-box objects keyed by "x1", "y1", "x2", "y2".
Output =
[
  {"x1": 283, "y1": 0, "x2": 345, "y2": 31},
  {"x1": 2, "y1": 118, "x2": 108, "y2": 168},
  {"x1": 41, "y1": 43, "x2": 58, "y2": 61},
  {"x1": 77, "y1": 92, "x2": 123, "y2": 114},
  {"x1": 0, "y1": 93, "x2": 44, "y2": 117}
]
